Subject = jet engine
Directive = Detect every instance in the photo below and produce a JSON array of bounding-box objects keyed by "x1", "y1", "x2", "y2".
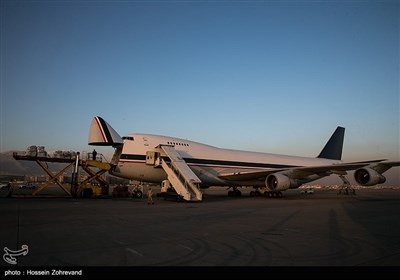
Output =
[
  {"x1": 265, "y1": 173, "x2": 300, "y2": 191},
  {"x1": 354, "y1": 167, "x2": 386, "y2": 186}
]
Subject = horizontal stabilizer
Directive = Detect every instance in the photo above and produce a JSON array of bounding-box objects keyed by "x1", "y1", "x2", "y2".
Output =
[
  {"x1": 317, "y1": 126, "x2": 345, "y2": 160},
  {"x1": 88, "y1": 116, "x2": 123, "y2": 146}
]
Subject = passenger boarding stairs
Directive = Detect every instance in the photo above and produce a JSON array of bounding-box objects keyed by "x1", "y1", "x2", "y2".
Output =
[{"x1": 157, "y1": 145, "x2": 202, "y2": 202}]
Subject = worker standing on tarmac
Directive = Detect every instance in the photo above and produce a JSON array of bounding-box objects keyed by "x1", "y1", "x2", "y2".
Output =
[{"x1": 147, "y1": 187, "x2": 154, "y2": 205}]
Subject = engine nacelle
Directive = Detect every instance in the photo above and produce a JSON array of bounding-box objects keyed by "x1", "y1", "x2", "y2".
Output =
[
  {"x1": 265, "y1": 173, "x2": 300, "y2": 191},
  {"x1": 354, "y1": 167, "x2": 386, "y2": 186}
]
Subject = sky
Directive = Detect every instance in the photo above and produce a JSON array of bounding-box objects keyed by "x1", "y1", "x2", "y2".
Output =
[{"x1": 1, "y1": 0, "x2": 399, "y2": 169}]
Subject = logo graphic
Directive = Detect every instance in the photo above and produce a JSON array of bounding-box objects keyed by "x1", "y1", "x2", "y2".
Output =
[{"x1": 3, "y1": 245, "x2": 29, "y2": 265}]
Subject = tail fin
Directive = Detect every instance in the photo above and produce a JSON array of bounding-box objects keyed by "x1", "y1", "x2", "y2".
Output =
[
  {"x1": 88, "y1": 116, "x2": 123, "y2": 146},
  {"x1": 317, "y1": 126, "x2": 345, "y2": 160}
]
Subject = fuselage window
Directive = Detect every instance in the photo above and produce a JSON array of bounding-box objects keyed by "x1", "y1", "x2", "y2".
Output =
[
  {"x1": 122, "y1": 136, "x2": 134, "y2": 141},
  {"x1": 167, "y1": 142, "x2": 189, "y2": 146}
]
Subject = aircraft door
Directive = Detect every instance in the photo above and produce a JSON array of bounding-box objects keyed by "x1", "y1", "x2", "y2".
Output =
[{"x1": 146, "y1": 151, "x2": 160, "y2": 166}]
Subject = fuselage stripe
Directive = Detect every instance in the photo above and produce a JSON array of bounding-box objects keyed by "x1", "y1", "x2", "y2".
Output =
[
  {"x1": 119, "y1": 154, "x2": 298, "y2": 169},
  {"x1": 119, "y1": 160, "x2": 271, "y2": 171}
]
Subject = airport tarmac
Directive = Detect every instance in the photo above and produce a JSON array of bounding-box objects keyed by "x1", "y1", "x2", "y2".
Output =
[{"x1": 0, "y1": 187, "x2": 399, "y2": 266}]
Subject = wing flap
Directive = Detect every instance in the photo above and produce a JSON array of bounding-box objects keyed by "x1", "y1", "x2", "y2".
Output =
[{"x1": 369, "y1": 160, "x2": 400, "y2": 174}]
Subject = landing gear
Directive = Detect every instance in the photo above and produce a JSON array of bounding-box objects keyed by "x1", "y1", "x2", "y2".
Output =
[
  {"x1": 248, "y1": 187, "x2": 283, "y2": 198},
  {"x1": 227, "y1": 187, "x2": 242, "y2": 197},
  {"x1": 250, "y1": 188, "x2": 263, "y2": 197},
  {"x1": 264, "y1": 191, "x2": 283, "y2": 198},
  {"x1": 133, "y1": 190, "x2": 143, "y2": 198},
  {"x1": 131, "y1": 185, "x2": 144, "y2": 199},
  {"x1": 337, "y1": 175, "x2": 356, "y2": 195}
]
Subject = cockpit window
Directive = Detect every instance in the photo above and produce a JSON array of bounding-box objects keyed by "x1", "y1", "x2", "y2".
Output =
[{"x1": 122, "y1": 136, "x2": 134, "y2": 141}]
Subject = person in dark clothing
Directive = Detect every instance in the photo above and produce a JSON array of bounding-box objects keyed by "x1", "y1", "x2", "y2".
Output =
[{"x1": 92, "y1": 149, "x2": 97, "y2": 161}]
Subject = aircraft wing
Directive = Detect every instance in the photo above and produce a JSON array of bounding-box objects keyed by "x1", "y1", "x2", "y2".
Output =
[
  {"x1": 218, "y1": 169, "x2": 285, "y2": 181},
  {"x1": 218, "y1": 159, "x2": 389, "y2": 181}
]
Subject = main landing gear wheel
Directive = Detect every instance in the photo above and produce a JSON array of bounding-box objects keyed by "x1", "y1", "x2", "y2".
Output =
[
  {"x1": 228, "y1": 188, "x2": 242, "y2": 197},
  {"x1": 265, "y1": 191, "x2": 283, "y2": 198},
  {"x1": 250, "y1": 190, "x2": 262, "y2": 197}
]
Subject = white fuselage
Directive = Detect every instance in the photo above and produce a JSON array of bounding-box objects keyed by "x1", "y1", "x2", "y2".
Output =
[{"x1": 111, "y1": 133, "x2": 340, "y2": 188}]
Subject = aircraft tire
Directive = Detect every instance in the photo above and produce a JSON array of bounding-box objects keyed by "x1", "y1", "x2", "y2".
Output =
[
  {"x1": 135, "y1": 191, "x2": 143, "y2": 199},
  {"x1": 250, "y1": 191, "x2": 255, "y2": 197}
]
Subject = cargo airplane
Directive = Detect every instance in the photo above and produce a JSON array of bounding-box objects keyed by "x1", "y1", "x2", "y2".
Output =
[{"x1": 88, "y1": 116, "x2": 399, "y2": 201}]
